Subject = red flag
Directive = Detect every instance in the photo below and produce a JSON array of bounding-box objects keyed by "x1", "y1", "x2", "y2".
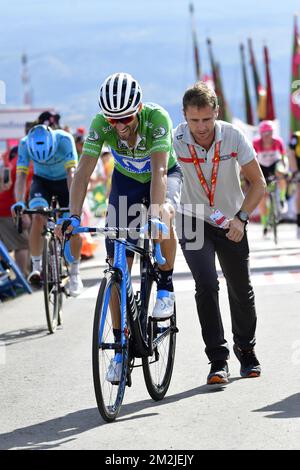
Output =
[
  {"x1": 264, "y1": 45, "x2": 276, "y2": 120},
  {"x1": 189, "y1": 3, "x2": 201, "y2": 81},
  {"x1": 290, "y1": 14, "x2": 300, "y2": 131},
  {"x1": 240, "y1": 43, "x2": 254, "y2": 125}
]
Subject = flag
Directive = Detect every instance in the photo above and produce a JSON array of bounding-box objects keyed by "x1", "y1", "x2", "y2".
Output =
[
  {"x1": 264, "y1": 45, "x2": 276, "y2": 120},
  {"x1": 290, "y1": 14, "x2": 300, "y2": 134},
  {"x1": 207, "y1": 38, "x2": 231, "y2": 122},
  {"x1": 248, "y1": 38, "x2": 267, "y2": 121},
  {"x1": 248, "y1": 38, "x2": 262, "y2": 106},
  {"x1": 189, "y1": 3, "x2": 201, "y2": 81},
  {"x1": 240, "y1": 43, "x2": 254, "y2": 125},
  {"x1": 257, "y1": 85, "x2": 267, "y2": 121}
]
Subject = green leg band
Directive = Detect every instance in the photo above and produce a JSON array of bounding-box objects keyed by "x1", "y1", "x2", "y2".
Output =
[{"x1": 261, "y1": 214, "x2": 268, "y2": 227}]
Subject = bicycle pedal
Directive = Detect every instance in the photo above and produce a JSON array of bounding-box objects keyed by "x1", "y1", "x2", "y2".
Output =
[
  {"x1": 126, "y1": 376, "x2": 132, "y2": 387},
  {"x1": 149, "y1": 316, "x2": 161, "y2": 322},
  {"x1": 110, "y1": 381, "x2": 120, "y2": 386},
  {"x1": 150, "y1": 315, "x2": 173, "y2": 322},
  {"x1": 31, "y1": 282, "x2": 42, "y2": 290}
]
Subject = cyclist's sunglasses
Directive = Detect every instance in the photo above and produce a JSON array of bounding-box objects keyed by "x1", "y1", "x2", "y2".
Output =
[{"x1": 107, "y1": 114, "x2": 136, "y2": 125}]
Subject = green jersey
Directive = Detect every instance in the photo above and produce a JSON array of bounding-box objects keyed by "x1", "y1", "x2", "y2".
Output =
[{"x1": 82, "y1": 102, "x2": 177, "y2": 183}]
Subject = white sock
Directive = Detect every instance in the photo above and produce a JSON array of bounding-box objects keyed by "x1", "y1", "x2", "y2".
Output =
[
  {"x1": 31, "y1": 256, "x2": 42, "y2": 272},
  {"x1": 70, "y1": 259, "x2": 80, "y2": 276}
]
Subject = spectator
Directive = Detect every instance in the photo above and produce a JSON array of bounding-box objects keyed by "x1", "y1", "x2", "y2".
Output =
[
  {"x1": 74, "y1": 127, "x2": 85, "y2": 159},
  {"x1": 174, "y1": 81, "x2": 266, "y2": 385},
  {"x1": 38, "y1": 111, "x2": 61, "y2": 129}
]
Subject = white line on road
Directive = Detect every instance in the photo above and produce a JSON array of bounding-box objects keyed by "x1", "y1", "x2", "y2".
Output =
[{"x1": 78, "y1": 270, "x2": 300, "y2": 299}]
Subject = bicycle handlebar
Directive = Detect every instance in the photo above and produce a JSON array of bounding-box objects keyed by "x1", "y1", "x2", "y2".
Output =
[
  {"x1": 266, "y1": 172, "x2": 300, "y2": 184},
  {"x1": 22, "y1": 207, "x2": 70, "y2": 216},
  {"x1": 14, "y1": 207, "x2": 23, "y2": 234},
  {"x1": 13, "y1": 206, "x2": 69, "y2": 234}
]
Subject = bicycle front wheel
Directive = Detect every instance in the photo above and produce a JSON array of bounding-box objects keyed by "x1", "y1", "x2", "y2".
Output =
[
  {"x1": 43, "y1": 235, "x2": 61, "y2": 334},
  {"x1": 269, "y1": 193, "x2": 278, "y2": 244},
  {"x1": 92, "y1": 273, "x2": 128, "y2": 422},
  {"x1": 142, "y1": 277, "x2": 177, "y2": 401}
]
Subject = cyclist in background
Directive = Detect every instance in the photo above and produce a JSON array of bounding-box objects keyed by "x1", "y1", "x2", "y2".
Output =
[
  {"x1": 253, "y1": 120, "x2": 289, "y2": 236},
  {"x1": 288, "y1": 131, "x2": 300, "y2": 239},
  {"x1": 12, "y1": 125, "x2": 83, "y2": 296}
]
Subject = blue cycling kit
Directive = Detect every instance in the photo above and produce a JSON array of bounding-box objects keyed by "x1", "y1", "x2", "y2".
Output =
[{"x1": 17, "y1": 129, "x2": 78, "y2": 181}]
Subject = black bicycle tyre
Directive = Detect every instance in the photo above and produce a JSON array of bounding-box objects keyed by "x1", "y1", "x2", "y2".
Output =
[
  {"x1": 43, "y1": 235, "x2": 59, "y2": 334},
  {"x1": 142, "y1": 276, "x2": 177, "y2": 401},
  {"x1": 92, "y1": 274, "x2": 128, "y2": 422},
  {"x1": 56, "y1": 239, "x2": 65, "y2": 327}
]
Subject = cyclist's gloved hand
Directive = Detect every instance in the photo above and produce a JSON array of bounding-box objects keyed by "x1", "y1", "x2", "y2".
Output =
[
  {"x1": 11, "y1": 201, "x2": 26, "y2": 216},
  {"x1": 144, "y1": 217, "x2": 168, "y2": 239},
  {"x1": 61, "y1": 215, "x2": 81, "y2": 237}
]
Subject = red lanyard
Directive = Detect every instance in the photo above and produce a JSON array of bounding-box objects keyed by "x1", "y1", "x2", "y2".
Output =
[{"x1": 188, "y1": 141, "x2": 221, "y2": 207}]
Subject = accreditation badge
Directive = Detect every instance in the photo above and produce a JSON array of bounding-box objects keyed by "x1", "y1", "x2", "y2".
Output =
[{"x1": 209, "y1": 209, "x2": 230, "y2": 229}]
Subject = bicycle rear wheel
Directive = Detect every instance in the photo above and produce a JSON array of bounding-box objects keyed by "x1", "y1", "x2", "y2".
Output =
[
  {"x1": 57, "y1": 239, "x2": 66, "y2": 327},
  {"x1": 43, "y1": 235, "x2": 61, "y2": 333},
  {"x1": 142, "y1": 276, "x2": 177, "y2": 401},
  {"x1": 92, "y1": 273, "x2": 128, "y2": 422}
]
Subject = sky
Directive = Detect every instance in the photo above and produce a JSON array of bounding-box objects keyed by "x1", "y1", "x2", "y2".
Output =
[{"x1": 1, "y1": 0, "x2": 300, "y2": 140}]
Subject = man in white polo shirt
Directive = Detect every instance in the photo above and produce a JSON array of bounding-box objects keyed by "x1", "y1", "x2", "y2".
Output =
[{"x1": 174, "y1": 81, "x2": 266, "y2": 385}]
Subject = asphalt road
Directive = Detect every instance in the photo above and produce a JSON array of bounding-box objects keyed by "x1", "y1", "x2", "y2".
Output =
[{"x1": 1, "y1": 223, "x2": 300, "y2": 450}]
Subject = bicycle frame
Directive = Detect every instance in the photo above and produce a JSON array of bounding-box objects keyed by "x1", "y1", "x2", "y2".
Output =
[
  {"x1": 72, "y1": 226, "x2": 165, "y2": 358},
  {"x1": 108, "y1": 238, "x2": 151, "y2": 358}
]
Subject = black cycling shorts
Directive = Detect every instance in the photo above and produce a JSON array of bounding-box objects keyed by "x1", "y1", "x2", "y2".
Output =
[
  {"x1": 105, "y1": 164, "x2": 183, "y2": 258},
  {"x1": 30, "y1": 175, "x2": 69, "y2": 207},
  {"x1": 260, "y1": 163, "x2": 277, "y2": 181}
]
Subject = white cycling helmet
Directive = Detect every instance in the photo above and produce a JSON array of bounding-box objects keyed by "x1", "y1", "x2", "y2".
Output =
[{"x1": 98, "y1": 72, "x2": 142, "y2": 118}]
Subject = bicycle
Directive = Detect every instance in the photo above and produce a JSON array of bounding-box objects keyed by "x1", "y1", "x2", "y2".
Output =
[
  {"x1": 69, "y1": 222, "x2": 178, "y2": 422},
  {"x1": 15, "y1": 196, "x2": 70, "y2": 333},
  {"x1": 264, "y1": 172, "x2": 300, "y2": 244}
]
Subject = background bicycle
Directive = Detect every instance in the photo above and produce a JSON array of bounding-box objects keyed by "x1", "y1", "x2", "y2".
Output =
[
  {"x1": 15, "y1": 196, "x2": 70, "y2": 333},
  {"x1": 265, "y1": 175, "x2": 280, "y2": 244},
  {"x1": 264, "y1": 172, "x2": 300, "y2": 244}
]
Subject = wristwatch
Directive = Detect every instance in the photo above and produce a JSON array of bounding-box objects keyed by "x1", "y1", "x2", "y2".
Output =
[{"x1": 235, "y1": 210, "x2": 249, "y2": 224}]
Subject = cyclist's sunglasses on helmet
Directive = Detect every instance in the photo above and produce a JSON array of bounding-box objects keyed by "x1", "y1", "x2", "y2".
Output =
[{"x1": 107, "y1": 114, "x2": 136, "y2": 125}]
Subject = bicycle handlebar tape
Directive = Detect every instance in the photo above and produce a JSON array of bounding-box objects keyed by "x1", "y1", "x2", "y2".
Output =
[
  {"x1": 64, "y1": 240, "x2": 75, "y2": 264},
  {"x1": 29, "y1": 197, "x2": 49, "y2": 209},
  {"x1": 154, "y1": 243, "x2": 166, "y2": 265}
]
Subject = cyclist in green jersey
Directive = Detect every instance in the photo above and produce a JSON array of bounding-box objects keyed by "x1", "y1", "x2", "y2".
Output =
[{"x1": 60, "y1": 73, "x2": 182, "y2": 380}]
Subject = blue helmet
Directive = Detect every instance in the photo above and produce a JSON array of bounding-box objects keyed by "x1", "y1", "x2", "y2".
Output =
[{"x1": 27, "y1": 125, "x2": 57, "y2": 161}]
